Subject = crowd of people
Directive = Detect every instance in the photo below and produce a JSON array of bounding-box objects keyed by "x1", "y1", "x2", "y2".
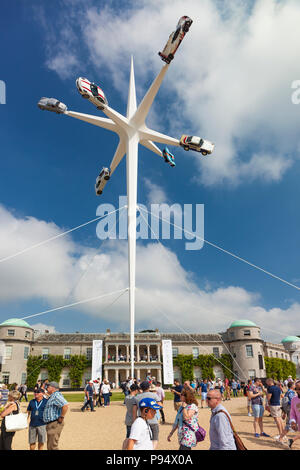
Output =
[
  {"x1": 0, "y1": 380, "x2": 68, "y2": 450},
  {"x1": 0, "y1": 374, "x2": 300, "y2": 451}
]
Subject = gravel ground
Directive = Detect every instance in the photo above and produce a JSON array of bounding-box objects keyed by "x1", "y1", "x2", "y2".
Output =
[{"x1": 9, "y1": 396, "x2": 298, "y2": 451}]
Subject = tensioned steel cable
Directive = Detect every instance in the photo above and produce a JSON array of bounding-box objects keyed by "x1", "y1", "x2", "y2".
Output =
[
  {"x1": 137, "y1": 289, "x2": 242, "y2": 381},
  {"x1": 0, "y1": 206, "x2": 126, "y2": 265},
  {"x1": 138, "y1": 206, "x2": 300, "y2": 292},
  {"x1": 65, "y1": 205, "x2": 127, "y2": 302},
  {"x1": 20, "y1": 288, "x2": 129, "y2": 321},
  {"x1": 138, "y1": 208, "x2": 248, "y2": 380}
]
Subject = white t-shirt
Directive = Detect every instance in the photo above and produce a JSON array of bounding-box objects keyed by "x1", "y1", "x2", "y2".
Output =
[
  {"x1": 129, "y1": 417, "x2": 153, "y2": 450},
  {"x1": 101, "y1": 384, "x2": 111, "y2": 394}
]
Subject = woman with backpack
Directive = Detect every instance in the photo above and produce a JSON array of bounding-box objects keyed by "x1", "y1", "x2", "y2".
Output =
[
  {"x1": 167, "y1": 389, "x2": 205, "y2": 450},
  {"x1": 0, "y1": 390, "x2": 21, "y2": 450},
  {"x1": 278, "y1": 381, "x2": 296, "y2": 444}
]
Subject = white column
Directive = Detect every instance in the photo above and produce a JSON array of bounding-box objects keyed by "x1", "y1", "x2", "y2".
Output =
[
  {"x1": 147, "y1": 345, "x2": 150, "y2": 361},
  {"x1": 127, "y1": 133, "x2": 139, "y2": 378},
  {"x1": 137, "y1": 369, "x2": 140, "y2": 380},
  {"x1": 104, "y1": 369, "x2": 108, "y2": 380},
  {"x1": 115, "y1": 369, "x2": 119, "y2": 387},
  {"x1": 158, "y1": 345, "x2": 161, "y2": 362},
  {"x1": 105, "y1": 345, "x2": 108, "y2": 362},
  {"x1": 137, "y1": 345, "x2": 140, "y2": 362},
  {"x1": 157, "y1": 368, "x2": 162, "y2": 383},
  {"x1": 116, "y1": 345, "x2": 119, "y2": 362},
  {"x1": 126, "y1": 345, "x2": 129, "y2": 362}
]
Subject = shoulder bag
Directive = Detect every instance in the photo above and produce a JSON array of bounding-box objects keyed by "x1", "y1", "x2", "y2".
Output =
[
  {"x1": 5, "y1": 402, "x2": 28, "y2": 433},
  {"x1": 215, "y1": 409, "x2": 247, "y2": 450}
]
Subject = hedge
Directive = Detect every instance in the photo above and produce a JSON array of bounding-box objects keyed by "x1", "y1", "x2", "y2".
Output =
[
  {"x1": 173, "y1": 354, "x2": 233, "y2": 382},
  {"x1": 264, "y1": 357, "x2": 296, "y2": 380},
  {"x1": 26, "y1": 355, "x2": 91, "y2": 389}
]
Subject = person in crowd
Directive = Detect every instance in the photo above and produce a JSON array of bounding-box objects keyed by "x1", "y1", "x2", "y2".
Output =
[
  {"x1": 183, "y1": 380, "x2": 194, "y2": 392},
  {"x1": 224, "y1": 377, "x2": 231, "y2": 401},
  {"x1": 155, "y1": 381, "x2": 165, "y2": 424},
  {"x1": 133, "y1": 381, "x2": 162, "y2": 450},
  {"x1": 93, "y1": 380, "x2": 100, "y2": 408},
  {"x1": 0, "y1": 384, "x2": 9, "y2": 408},
  {"x1": 81, "y1": 381, "x2": 96, "y2": 412},
  {"x1": 101, "y1": 379, "x2": 111, "y2": 407},
  {"x1": 207, "y1": 389, "x2": 237, "y2": 450},
  {"x1": 97, "y1": 380, "x2": 103, "y2": 407},
  {"x1": 167, "y1": 389, "x2": 201, "y2": 450},
  {"x1": 34, "y1": 380, "x2": 42, "y2": 392},
  {"x1": 199, "y1": 379, "x2": 208, "y2": 409},
  {"x1": 122, "y1": 383, "x2": 140, "y2": 449},
  {"x1": 231, "y1": 379, "x2": 238, "y2": 398},
  {"x1": 266, "y1": 378, "x2": 284, "y2": 440},
  {"x1": 42, "y1": 381, "x2": 68, "y2": 450},
  {"x1": 244, "y1": 379, "x2": 253, "y2": 416},
  {"x1": 248, "y1": 378, "x2": 270, "y2": 438},
  {"x1": 170, "y1": 379, "x2": 183, "y2": 412},
  {"x1": 0, "y1": 390, "x2": 21, "y2": 450},
  {"x1": 18, "y1": 383, "x2": 28, "y2": 402},
  {"x1": 121, "y1": 380, "x2": 130, "y2": 404},
  {"x1": 278, "y1": 381, "x2": 296, "y2": 444},
  {"x1": 126, "y1": 397, "x2": 162, "y2": 450},
  {"x1": 27, "y1": 388, "x2": 48, "y2": 450},
  {"x1": 287, "y1": 381, "x2": 300, "y2": 449}
]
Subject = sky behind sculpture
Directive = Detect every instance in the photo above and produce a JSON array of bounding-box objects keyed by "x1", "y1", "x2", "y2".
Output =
[{"x1": 1, "y1": 0, "x2": 300, "y2": 343}]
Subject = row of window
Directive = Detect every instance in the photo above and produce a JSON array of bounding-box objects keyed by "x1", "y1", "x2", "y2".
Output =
[
  {"x1": 268, "y1": 350, "x2": 289, "y2": 360},
  {"x1": 6, "y1": 329, "x2": 31, "y2": 339},
  {"x1": 172, "y1": 345, "x2": 255, "y2": 359},
  {"x1": 5, "y1": 346, "x2": 30, "y2": 360}
]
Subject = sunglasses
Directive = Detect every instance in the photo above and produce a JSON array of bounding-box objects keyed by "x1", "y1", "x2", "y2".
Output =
[{"x1": 206, "y1": 397, "x2": 214, "y2": 400}]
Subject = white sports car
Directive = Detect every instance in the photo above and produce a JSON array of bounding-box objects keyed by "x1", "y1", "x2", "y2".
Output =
[
  {"x1": 95, "y1": 167, "x2": 110, "y2": 195},
  {"x1": 159, "y1": 16, "x2": 193, "y2": 64},
  {"x1": 76, "y1": 77, "x2": 108, "y2": 110},
  {"x1": 180, "y1": 135, "x2": 215, "y2": 156}
]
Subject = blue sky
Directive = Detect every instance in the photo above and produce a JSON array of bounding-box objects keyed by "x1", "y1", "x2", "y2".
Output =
[{"x1": 1, "y1": 0, "x2": 300, "y2": 342}]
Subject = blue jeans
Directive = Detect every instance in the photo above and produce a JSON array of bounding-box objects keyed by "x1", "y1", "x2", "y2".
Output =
[
  {"x1": 81, "y1": 397, "x2": 94, "y2": 411},
  {"x1": 103, "y1": 393, "x2": 110, "y2": 406},
  {"x1": 233, "y1": 389, "x2": 238, "y2": 397}
]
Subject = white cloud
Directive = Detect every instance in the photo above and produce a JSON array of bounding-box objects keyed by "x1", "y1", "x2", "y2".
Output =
[
  {"x1": 40, "y1": 0, "x2": 300, "y2": 186},
  {"x1": 0, "y1": 204, "x2": 299, "y2": 343},
  {"x1": 143, "y1": 177, "x2": 168, "y2": 205},
  {"x1": 31, "y1": 323, "x2": 57, "y2": 334}
]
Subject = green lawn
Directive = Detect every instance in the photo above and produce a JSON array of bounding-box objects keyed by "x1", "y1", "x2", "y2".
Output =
[{"x1": 25, "y1": 391, "x2": 175, "y2": 403}]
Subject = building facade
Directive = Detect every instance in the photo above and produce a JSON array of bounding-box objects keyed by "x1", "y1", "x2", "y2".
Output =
[{"x1": 0, "y1": 318, "x2": 299, "y2": 388}]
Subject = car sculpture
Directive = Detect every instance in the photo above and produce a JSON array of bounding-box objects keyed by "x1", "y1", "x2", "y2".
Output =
[
  {"x1": 162, "y1": 147, "x2": 176, "y2": 167},
  {"x1": 76, "y1": 77, "x2": 108, "y2": 110},
  {"x1": 180, "y1": 135, "x2": 215, "y2": 156},
  {"x1": 159, "y1": 16, "x2": 193, "y2": 64},
  {"x1": 95, "y1": 167, "x2": 111, "y2": 195},
  {"x1": 37, "y1": 97, "x2": 67, "y2": 114}
]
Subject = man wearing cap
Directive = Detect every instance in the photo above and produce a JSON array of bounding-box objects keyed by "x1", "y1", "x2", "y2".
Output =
[
  {"x1": 27, "y1": 388, "x2": 48, "y2": 450},
  {"x1": 132, "y1": 381, "x2": 162, "y2": 449},
  {"x1": 43, "y1": 381, "x2": 69, "y2": 450},
  {"x1": 127, "y1": 397, "x2": 162, "y2": 450},
  {"x1": 81, "y1": 381, "x2": 96, "y2": 412}
]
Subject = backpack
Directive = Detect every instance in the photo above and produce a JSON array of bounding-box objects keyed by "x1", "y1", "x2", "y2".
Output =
[{"x1": 281, "y1": 396, "x2": 290, "y2": 413}]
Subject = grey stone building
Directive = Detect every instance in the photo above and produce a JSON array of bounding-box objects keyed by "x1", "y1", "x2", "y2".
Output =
[{"x1": 0, "y1": 317, "x2": 299, "y2": 388}]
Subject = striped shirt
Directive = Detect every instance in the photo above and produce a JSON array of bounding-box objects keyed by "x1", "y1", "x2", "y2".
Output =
[{"x1": 43, "y1": 391, "x2": 68, "y2": 423}]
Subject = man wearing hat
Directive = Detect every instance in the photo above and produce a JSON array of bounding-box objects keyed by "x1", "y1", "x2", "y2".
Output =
[
  {"x1": 27, "y1": 388, "x2": 48, "y2": 450},
  {"x1": 132, "y1": 381, "x2": 162, "y2": 449},
  {"x1": 43, "y1": 382, "x2": 69, "y2": 450},
  {"x1": 127, "y1": 397, "x2": 162, "y2": 450}
]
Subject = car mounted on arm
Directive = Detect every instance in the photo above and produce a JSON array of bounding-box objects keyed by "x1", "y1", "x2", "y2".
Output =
[
  {"x1": 95, "y1": 167, "x2": 111, "y2": 195},
  {"x1": 37, "y1": 97, "x2": 67, "y2": 114},
  {"x1": 159, "y1": 16, "x2": 193, "y2": 64},
  {"x1": 162, "y1": 147, "x2": 176, "y2": 167},
  {"x1": 76, "y1": 77, "x2": 108, "y2": 110},
  {"x1": 180, "y1": 135, "x2": 215, "y2": 156}
]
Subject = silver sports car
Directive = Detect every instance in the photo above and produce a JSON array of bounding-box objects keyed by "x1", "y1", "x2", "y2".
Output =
[{"x1": 38, "y1": 97, "x2": 67, "y2": 114}]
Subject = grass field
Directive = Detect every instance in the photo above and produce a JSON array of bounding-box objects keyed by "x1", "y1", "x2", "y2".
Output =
[{"x1": 24, "y1": 391, "x2": 175, "y2": 403}]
